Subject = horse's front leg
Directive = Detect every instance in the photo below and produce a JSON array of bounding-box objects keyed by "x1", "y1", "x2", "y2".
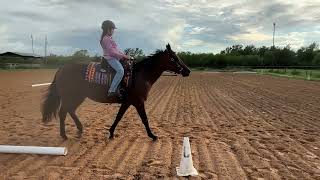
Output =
[
  {"x1": 109, "y1": 103, "x2": 130, "y2": 139},
  {"x1": 134, "y1": 103, "x2": 157, "y2": 141}
]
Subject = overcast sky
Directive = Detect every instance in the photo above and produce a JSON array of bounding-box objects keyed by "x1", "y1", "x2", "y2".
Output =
[{"x1": 0, "y1": 0, "x2": 319, "y2": 56}]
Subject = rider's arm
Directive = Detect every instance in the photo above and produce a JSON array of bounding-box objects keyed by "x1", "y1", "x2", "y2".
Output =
[{"x1": 104, "y1": 37, "x2": 129, "y2": 60}]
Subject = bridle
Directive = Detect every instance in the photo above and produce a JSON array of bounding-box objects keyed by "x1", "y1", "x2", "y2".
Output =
[{"x1": 169, "y1": 57, "x2": 184, "y2": 74}]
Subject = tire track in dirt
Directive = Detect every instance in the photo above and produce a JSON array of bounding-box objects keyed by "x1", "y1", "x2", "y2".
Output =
[
  {"x1": 218, "y1": 74, "x2": 320, "y2": 129},
  {"x1": 188, "y1": 75, "x2": 218, "y2": 132},
  {"x1": 92, "y1": 138, "x2": 127, "y2": 169},
  {"x1": 212, "y1": 93, "x2": 292, "y2": 177},
  {"x1": 238, "y1": 74, "x2": 320, "y2": 111},
  {"x1": 148, "y1": 78, "x2": 179, "y2": 130},
  {"x1": 69, "y1": 143, "x2": 110, "y2": 179},
  {"x1": 197, "y1": 74, "x2": 288, "y2": 179},
  {"x1": 196, "y1": 140, "x2": 218, "y2": 179},
  {"x1": 133, "y1": 138, "x2": 162, "y2": 178},
  {"x1": 210, "y1": 75, "x2": 319, "y2": 138},
  {"x1": 185, "y1": 75, "x2": 250, "y2": 179},
  {"x1": 209, "y1": 141, "x2": 248, "y2": 180},
  {"x1": 212, "y1": 75, "x2": 320, "y2": 157},
  {"x1": 203, "y1": 73, "x2": 319, "y2": 179},
  {"x1": 98, "y1": 137, "x2": 137, "y2": 172},
  {"x1": 146, "y1": 77, "x2": 175, "y2": 115},
  {"x1": 213, "y1": 87, "x2": 320, "y2": 178},
  {"x1": 155, "y1": 79, "x2": 180, "y2": 137},
  {"x1": 199, "y1": 84, "x2": 254, "y2": 178},
  {"x1": 206, "y1": 78, "x2": 308, "y2": 178},
  {"x1": 113, "y1": 138, "x2": 151, "y2": 175},
  {"x1": 168, "y1": 138, "x2": 179, "y2": 177}
]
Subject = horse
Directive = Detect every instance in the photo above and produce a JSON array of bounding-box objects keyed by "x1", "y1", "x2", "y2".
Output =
[{"x1": 41, "y1": 44, "x2": 190, "y2": 141}]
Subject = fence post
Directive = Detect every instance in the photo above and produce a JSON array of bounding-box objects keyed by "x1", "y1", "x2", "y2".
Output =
[{"x1": 307, "y1": 70, "x2": 311, "y2": 80}]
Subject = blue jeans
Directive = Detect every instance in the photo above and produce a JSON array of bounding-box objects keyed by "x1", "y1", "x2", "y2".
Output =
[{"x1": 107, "y1": 59, "x2": 124, "y2": 93}]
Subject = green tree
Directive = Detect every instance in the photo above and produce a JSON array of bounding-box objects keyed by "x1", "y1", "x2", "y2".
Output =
[
  {"x1": 124, "y1": 48, "x2": 144, "y2": 58},
  {"x1": 243, "y1": 45, "x2": 257, "y2": 55},
  {"x1": 71, "y1": 49, "x2": 90, "y2": 63},
  {"x1": 221, "y1": 44, "x2": 244, "y2": 55},
  {"x1": 73, "y1": 49, "x2": 89, "y2": 57},
  {"x1": 313, "y1": 52, "x2": 320, "y2": 65},
  {"x1": 297, "y1": 42, "x2": 319, "y2": 65},
  {"x1": 257, "y1": 46, "x2": 269, "y2": 57}
]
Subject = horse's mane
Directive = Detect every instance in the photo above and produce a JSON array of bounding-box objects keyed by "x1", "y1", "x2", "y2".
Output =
[{"x1": 133, "y1": 50, "x2": 165, "y2": 72}]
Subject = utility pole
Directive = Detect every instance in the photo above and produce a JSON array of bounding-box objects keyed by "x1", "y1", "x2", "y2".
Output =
[
  {"x1": 44, "y1": 35, "x2": 47, "y2": 64},
  {"x1": 273, "y1": 22, "x2": 276, "y2": 47},
  {"x1": 31, "y1": 34, "x2": 34, "y2": 54}
]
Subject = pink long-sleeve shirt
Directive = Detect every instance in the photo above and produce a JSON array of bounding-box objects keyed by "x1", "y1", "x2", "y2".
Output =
[{"x1": 101, "y1": 35, "x2": 128, "y2": 60}]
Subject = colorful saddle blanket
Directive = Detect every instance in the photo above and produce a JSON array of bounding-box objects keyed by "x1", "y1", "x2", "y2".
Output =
[
  {"x1": 84, "y1": 59, "x2": 133, "y2": 89},
  {"x1": 85, "y1": 62, "x2": 113, "y2": 85}
]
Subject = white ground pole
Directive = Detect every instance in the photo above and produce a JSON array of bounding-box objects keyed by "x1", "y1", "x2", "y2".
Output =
[
  {"x1": 233, "y1": 71, "x2": 257, "y2": 74},
  {"x1": 31, "y1": 83, "x2": 52, "y2": 87},
  {"x1": 0, "y1": 145, "x2": 67, "y2": 156}
]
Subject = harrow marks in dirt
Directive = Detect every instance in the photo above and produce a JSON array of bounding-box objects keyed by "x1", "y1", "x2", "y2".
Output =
[{"x1": 0, "y1": 70, "x2": 319, "y2": 179}]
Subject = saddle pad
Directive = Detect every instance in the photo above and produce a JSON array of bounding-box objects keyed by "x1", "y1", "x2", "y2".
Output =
[{"x1": 84, "y1": 62, "x2": 114, "y2": 86}]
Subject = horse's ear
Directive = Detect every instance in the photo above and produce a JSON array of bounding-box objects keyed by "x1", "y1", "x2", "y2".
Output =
[{"x1": 166, "y1": 43, "x2": 171, "y2": 51}]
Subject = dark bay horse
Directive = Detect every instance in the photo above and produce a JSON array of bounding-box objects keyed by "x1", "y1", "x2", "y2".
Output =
[{"x1": 41, "y1": 44, "x2": 190, "y2": 141}]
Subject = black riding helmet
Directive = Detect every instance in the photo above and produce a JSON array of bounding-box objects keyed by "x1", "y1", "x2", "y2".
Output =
[{"x1": 101, "y1": 20, "x2": 116, "y2": 30}]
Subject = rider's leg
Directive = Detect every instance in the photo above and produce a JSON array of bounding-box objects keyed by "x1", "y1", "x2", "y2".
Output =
[{"x1": 108, "y1": 59, "x2": 124, "y2": 93}]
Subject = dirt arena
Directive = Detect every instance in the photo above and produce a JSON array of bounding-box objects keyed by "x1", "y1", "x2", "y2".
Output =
[{"x1": 0, "y1": 70, "x2": 319, "y2": 179}]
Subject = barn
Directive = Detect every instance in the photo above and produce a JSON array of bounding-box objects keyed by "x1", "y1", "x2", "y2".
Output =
[{"x1": 0, "y1": 52, "x2": 43, "y2": 69}]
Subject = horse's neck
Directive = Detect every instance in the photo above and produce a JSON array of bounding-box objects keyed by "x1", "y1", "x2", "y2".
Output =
[
  {"x1": 145, "y1": 68, "x2": 164, "y2": 85},
  {"x1": 137, "y1": 58, "x2": 164, "y2": 86}
]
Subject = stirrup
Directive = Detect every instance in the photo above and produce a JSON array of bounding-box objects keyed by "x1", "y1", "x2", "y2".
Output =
[
  {"x1": 108, "y1": 92, "x2": 120, "y2": 97},
  {"x1": 100, "y1": 69, "x2": 106, "y2": 73}
]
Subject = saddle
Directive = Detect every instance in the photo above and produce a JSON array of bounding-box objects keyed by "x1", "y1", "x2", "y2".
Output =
[{"x1": 84, "y1": 58, "x2": 134, "y2": 97}]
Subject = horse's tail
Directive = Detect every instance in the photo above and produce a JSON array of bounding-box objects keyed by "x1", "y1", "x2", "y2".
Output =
[{"x1": 41, "y1": 71, "x2": 61, "y2": 123}]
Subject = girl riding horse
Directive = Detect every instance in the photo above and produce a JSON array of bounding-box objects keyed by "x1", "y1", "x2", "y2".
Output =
[{"x1": 41, "y1": 43, "x2": 190, "y2": 141}]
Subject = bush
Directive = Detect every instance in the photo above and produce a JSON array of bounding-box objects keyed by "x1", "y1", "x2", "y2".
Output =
[
  {"x1": 314, "y1": 73, "x2": 320, "y2": 78},
  {"x1": 312, "y1": 53, "x2": 320, "y2": 65},
  {"x1": 291, "y1": 69, "x2": 301, "y2": 75}
]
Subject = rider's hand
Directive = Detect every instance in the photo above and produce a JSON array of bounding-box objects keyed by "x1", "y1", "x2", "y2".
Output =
[
  {"x1": 124, "y1": 55, "x2": 130, "y2": 60},
  {"x1": 127, "y1": 55, "x2": 134, "y2": 60}
]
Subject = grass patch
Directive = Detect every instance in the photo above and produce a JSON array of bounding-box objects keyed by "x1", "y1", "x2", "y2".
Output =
[
  {"x1": 291, "y1": 69, "x2": 301, "y2": 75},
  {"x1": 255, "y1": 69, "x2": 320, "y2": 81}
]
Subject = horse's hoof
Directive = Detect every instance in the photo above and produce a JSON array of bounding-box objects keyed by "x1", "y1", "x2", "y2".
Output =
[
  {"x1": 61, "y1": 135, "x2": 68, "y2": 140},
  {"x1": 77, "y1": 132, "x2": 82, "y2": 138},
  {"x1": 151, "y1": 136, "x2": 158, "y2": 141},
  {"x1": 109, "y1": 135, "x2": 114, "y2": 139}
]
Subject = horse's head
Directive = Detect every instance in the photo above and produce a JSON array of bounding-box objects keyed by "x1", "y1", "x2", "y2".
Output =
[{"x1": 163, "y1": 44, "x2": 191, "y2": 77}]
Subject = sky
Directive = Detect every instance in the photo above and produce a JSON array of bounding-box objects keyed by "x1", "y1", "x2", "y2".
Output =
[{"x1": 0, "y1": 0, "x2": 319, "y2": 56}]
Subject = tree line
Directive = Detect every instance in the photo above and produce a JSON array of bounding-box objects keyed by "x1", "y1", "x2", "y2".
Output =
[
  {"x1": 1, "y1": 43, "x2": 319, "y2": 68},
  {"x1": 178, "y1": 42, "x2": 320, "y2": 68}
]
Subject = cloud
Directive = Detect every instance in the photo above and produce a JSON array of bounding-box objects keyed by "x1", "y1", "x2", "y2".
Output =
[
  {"x1": 227, "y1": 28, "x2": 272, "y2": 42},
  {"x1": 0, "y1": 0, "x2": 319, "y2": 55}
]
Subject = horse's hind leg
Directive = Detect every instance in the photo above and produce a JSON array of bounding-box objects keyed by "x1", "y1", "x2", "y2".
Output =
[
  {"x1": 69, "y1": 111, "x2": 83, "y2": 137},
  {"x1": 59, "y1": 96, "x2": 85, "y2": 139},
  {"x1": 67, "y1": 97, "x2": 85, "y2": 137},
  {"x1": 59, "y1": 106, "x2": 68, "y2": 139}
]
